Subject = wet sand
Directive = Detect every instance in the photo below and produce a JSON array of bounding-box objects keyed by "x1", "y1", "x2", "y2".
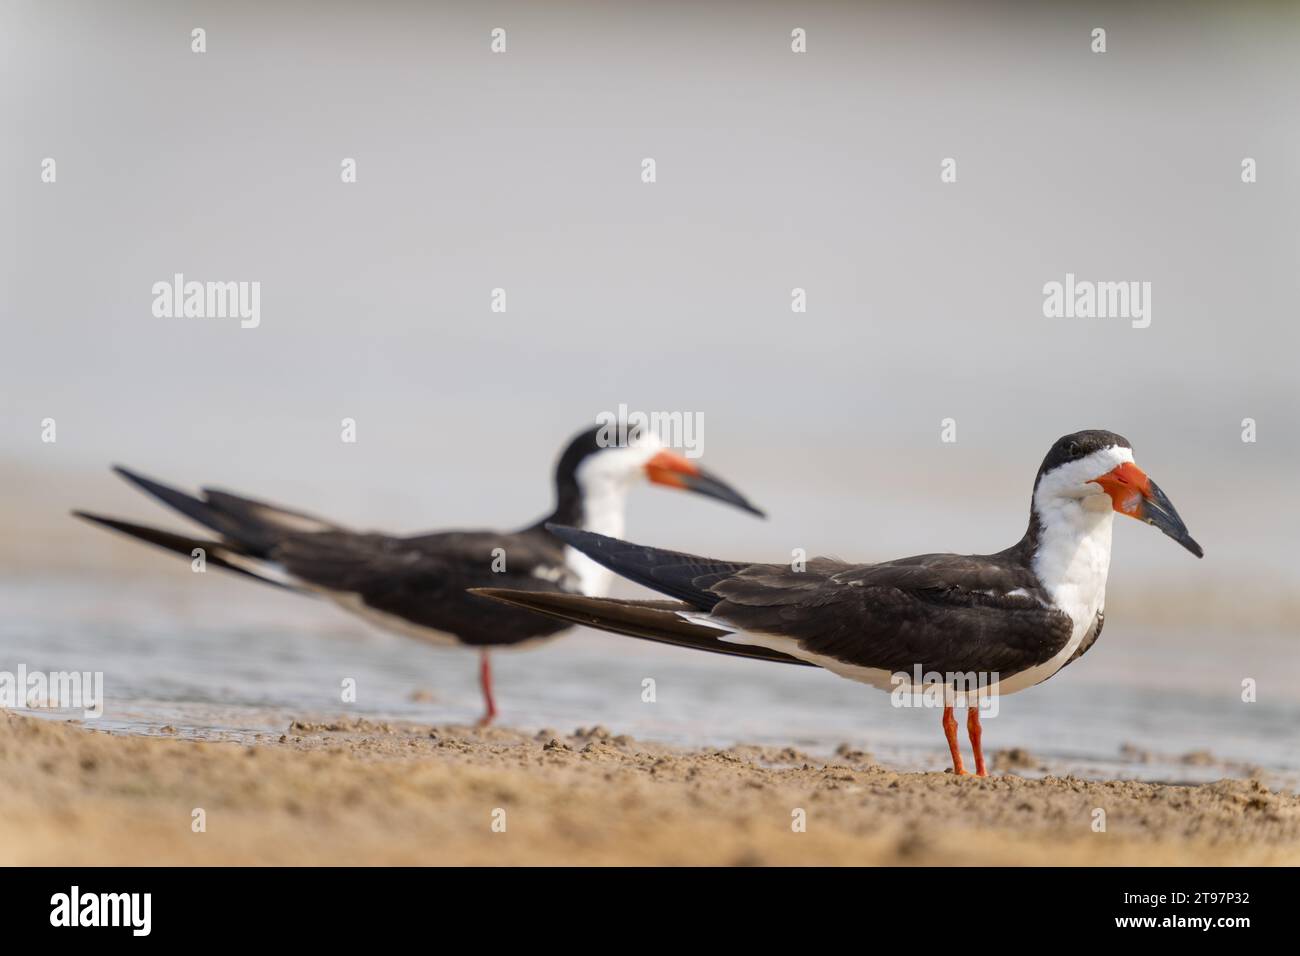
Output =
[{"x1": 3, "y1": 711, "x2": 1298, "y2": 866}]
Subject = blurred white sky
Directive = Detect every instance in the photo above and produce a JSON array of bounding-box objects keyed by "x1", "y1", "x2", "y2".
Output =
[{"x1": 3, "y1": 1, "x2": 1297, "y2": 595}]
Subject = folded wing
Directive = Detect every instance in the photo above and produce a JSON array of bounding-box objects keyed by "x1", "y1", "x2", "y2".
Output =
[{"x1": 500, "y1": 527, "x2": 1076, "y2": 677}]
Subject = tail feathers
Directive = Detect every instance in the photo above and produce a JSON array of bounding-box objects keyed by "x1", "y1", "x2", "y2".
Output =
[
  {"x1": 469, "y1": 588, "x2": 813, "y2": 667},
  {"x1": 543, "y1": 524, "x2": 742, "y2": 609},
  {"x1": 72, "y1": 511, "x2": 302, "y2": 592},
  {"x1": 111, "y1": 465, "x2": 336, "y2": 555}
]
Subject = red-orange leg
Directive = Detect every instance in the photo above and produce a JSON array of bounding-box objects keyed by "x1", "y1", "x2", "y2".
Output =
[
  {"x1": 477, "y1": 650, "x2": 498, "y2": 727},
  {"x1": 966, "y1": 706, "x2": 987, "y2": 777},
  {"x1": 942, "y1": 705, "x2": 967, "y2": 775}
]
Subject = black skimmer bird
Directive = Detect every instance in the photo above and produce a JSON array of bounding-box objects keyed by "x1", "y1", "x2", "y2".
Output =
[
  {"x1": 73, "y1": 425, "x2": 763, "y2": 724},
  {"x1": 474, "y1": 430, "x2": 1202, "y2": 775}
]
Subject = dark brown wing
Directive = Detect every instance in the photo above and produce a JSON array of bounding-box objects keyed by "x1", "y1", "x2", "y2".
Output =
[
  {"x1": 273, "y1": 527, "x2": 578, "y2": 646},
  {"x1": 544, "y1": 527, "x2": 1074, "y2": 678},
  {"x1": 708, "y1": 554, "x2": 1074, "y2": 677}
]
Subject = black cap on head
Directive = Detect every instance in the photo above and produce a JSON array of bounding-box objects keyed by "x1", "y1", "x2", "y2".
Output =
[
  {"x1": 547, "y1": 421, "x2": 765, "y2": 525},
  {"x1": 1035, "y1": 429, "x2": 1132, "y2": 485},
  {"x1": 553, "y1": 421, "x2": 648, "y2": 482},
  {"x1": 550, "y1": 422, "x2": 651, "y2": 525}
]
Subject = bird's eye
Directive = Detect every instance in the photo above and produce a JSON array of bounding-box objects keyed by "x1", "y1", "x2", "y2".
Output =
[{"x1": 1067, "y1": 441, "x2": 1080, "y2": 458}]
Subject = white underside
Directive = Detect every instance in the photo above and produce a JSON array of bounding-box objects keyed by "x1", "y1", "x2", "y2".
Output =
[
  {"x1": 327, "y1": 591, "x2": 467, "y2": 649},
  {"x1": 712, "y1": 623, "x2": 902, "y2": 690}
]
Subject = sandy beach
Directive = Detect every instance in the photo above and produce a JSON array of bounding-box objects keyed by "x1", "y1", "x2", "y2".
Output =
[{"x1": 3, "y1": 711, "x2": 1297, "y2": 866}]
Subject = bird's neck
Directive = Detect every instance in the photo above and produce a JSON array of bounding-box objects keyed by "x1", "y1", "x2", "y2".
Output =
[
  {"x1": 547, "y1": 472, "x2": 629, "y2": 537},
  {"x1": 1023, "y1": 494, "x2": 1115, "y2": 628},
  {"x1": 545, "y1": 473, "x2": 629, "y2": 597}
]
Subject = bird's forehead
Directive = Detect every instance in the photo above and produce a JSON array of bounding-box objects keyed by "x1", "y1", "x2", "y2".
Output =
[{"x1": 1082, "y1": 443, "x2": 1135, "y2": 473}]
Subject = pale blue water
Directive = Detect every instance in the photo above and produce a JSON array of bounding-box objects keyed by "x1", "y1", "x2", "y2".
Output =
[{"x1": 3, "y1": 572, "x2": 1298, "y2": 789}]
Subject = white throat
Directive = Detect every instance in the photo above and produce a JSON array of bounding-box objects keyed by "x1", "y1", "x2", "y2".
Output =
[
  {"x1": 578, "y1": 477, "x2": 628, "y2": 539},
  {"x1": 1030, "y1": 494, "x2": 1114, "y2": 633},
  {"x1": 1028, "y1": 444, "x2": 1133, "y2": 636},
  {"x1": 567, "y1": 483, "x2": 628, "y2": 596},
  {"x1": 563, "y1": 443, "x2": 656, "y2": 596}
]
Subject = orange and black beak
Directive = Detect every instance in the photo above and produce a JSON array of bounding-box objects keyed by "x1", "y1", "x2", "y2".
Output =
[
  {"x1": 1093, "y1": 462, "x2": 1203, "y2": 558},
  {"x1": 644, "y1": 450, "x2": 765, "y2": 518}
]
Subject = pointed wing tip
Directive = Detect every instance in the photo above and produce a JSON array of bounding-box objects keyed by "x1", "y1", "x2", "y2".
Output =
[
  {"x1": 111, "y1": 463, "x2": 155, "y2": 490},
  {"x1": 467, "y1": 587, "x2": 530, "y2": 606},
  {"x1": 468, "y1": 587, "x2": 576, "y2": 619},
  {"x1": 72, "y1": 509, "x2": 113, "y2": 527}
]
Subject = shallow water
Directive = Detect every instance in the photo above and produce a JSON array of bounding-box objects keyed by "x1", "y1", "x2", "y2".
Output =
[{"x1": 3, "y1": 572, "x2": 1298, "y2": 789}]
